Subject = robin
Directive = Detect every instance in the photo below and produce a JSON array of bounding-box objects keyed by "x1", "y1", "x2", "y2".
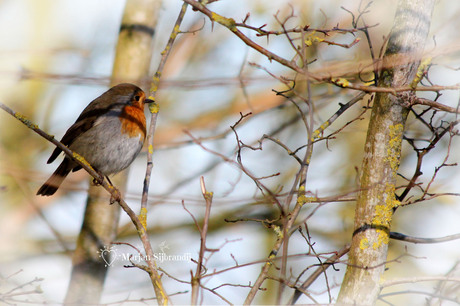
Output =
[{"x1": 37, "y1": 83, "x2": 153, "y2": 196}]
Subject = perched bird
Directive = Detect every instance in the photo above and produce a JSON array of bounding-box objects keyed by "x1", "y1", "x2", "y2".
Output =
[{"x1": 37, "y1": 83, "x2": 153, "y2": 196}]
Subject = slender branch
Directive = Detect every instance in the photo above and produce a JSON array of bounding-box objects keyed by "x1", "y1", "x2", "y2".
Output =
[
  {"x1": 142, "y1": 2, "x2": 189, "y2": 219},
  {"x1": 191, "y1": 177, "x2": 213, "y2": 305},
  {"x1": 288, "y1": 244, "x2": 351, "y2": 304},
  {"x1": 390, "y1": 232, "x2": 460, "y2": 244},
  {"x1": 398, "y1": 119, "x2": 459, "y2": 201},
  {"x1": 184, "y1": 129, "x2": 284, "y2": 212},
  {"x1": 15, "y1": 68, "x2": 460, "y2": 94},
  {"x1": 379, "y1": 289, "x2": 460, "y2": 304},
  {"x1": 381, "y1": 276, "x2": 460, "y2": 288},
  {"x1": 412, "y1": 96, "x2": 460, "y2": 114},
  {"x1": 311, "y1": 92, "x2": 367, "y2": 142},
  {"x1": 182, "y1": 0, "x2": 307, "y2": 76},
  {"x1": 234, "y1": 21, "x2": 378, "y2": 37},
  {"x1": 245, "y1": 51, "x2": 317, "y2": 306}
]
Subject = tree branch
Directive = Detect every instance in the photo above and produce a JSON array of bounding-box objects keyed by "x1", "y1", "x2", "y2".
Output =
[{"x1": 390, "y1": 232, "x2": 460, "y2": 244}]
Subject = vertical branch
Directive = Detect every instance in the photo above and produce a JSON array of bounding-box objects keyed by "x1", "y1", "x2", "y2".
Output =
[
  {"x1": 245, "y1": 80, "x2": 316, "y2": 305},
  {"x1": 191, "y1": 177, "x2": 213, "y2": 305},
  {"x1": 131, "y1": 6, "x2": 189, "y2": 303},
  {"x1": 64, "y1": 0, "x2": 162, "y2": 305},
  {"x1": 337, "y1": 0, "x2": 435, "y2": 304},
  {"x1": 271, "y1": 25, "x2": 316, "y2": 303},
  {"x1": 141, "y1": 2, "x2": 188, "y2": 222}
]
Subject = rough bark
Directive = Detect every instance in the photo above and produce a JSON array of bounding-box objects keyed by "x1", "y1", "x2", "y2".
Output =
[
  {"x1": 64, "y1": 0, "x2": 161, "y2": 304},
  {"x1": 337, "y1": 0, "x2": 435, "y2": 304}
]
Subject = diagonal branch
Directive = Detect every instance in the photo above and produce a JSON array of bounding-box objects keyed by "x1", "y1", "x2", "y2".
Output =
[
  {"x1": 412, "y1": 97, "x2": 460, "y2": 114},
  {"x1": 288, "y1": 244, "x2": 351, "y2": 304},
  {"x1": 0, "y1": 102, "x2": 168, "y2": 305}
]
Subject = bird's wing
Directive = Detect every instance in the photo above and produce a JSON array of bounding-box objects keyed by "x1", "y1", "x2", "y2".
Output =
[{"x1": 46, "y1": 97, "x2": 118, "y2": 164}]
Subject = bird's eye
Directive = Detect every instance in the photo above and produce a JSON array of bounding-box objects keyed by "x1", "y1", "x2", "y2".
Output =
[{"x1": 134, "y1": 95, "x2": 141, "y2": 101}]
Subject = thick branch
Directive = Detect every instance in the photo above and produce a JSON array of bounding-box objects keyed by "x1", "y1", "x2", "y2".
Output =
[{"x1": 337, "y1": 1, "x2": 435, "y2": 304}]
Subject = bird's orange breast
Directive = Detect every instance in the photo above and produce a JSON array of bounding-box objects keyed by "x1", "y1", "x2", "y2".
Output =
[{"x1": 119, "y1": 105, "x2": 147, "y2": 140}]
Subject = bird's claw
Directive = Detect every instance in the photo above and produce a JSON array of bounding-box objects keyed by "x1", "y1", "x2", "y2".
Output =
[{"x1": 110, "y1": 189, "x2": 122, "y2": 204}]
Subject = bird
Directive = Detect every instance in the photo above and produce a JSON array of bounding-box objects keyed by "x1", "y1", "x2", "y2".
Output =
[{"x1": 37, "y1": 83, "x2": 154, "y2": 196}]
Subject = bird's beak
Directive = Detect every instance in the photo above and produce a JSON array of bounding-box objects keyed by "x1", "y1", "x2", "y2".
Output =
[{"x1": 144, "y1": 98, "x2": 154, "y2": 104}]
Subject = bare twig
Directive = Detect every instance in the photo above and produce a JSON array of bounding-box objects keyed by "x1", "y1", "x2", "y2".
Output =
[
  {"x1": 412, "y1": 96, "x2": 460, "y2": 114},
  {"x1": 398, "y1": 119, "x2": 459, "y2": 201},
  {"x1": 289, "y1": 244, "x2": 350, "y2": 304},
  {"x1": 234, "y1": 21, "x2": 378, "y2": 37},
  {"x1": 390, "y1": 232, "x2": 460, "y2": 244},
  {"x1": 381, "y1": 276, "x2": 460, "y2": 288},
  {"x1": 184, "y1": 130, "x2": 284, "y2": 213},
  {"x1": 191, "y1": 177, "x2": 214, "y2": 305}
]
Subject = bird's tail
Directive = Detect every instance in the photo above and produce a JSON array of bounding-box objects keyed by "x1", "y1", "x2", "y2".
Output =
[{"x1": 36, "y1": 159, "x2": 72, "y2": 196}]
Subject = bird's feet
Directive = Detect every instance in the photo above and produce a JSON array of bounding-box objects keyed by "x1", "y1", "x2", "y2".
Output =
[
  {"x1": 91, "y1": 170, "x2": 105, "y2": 186},
  {"x1": 109, "y1": 188, "x2": 122, "y2": 204}
]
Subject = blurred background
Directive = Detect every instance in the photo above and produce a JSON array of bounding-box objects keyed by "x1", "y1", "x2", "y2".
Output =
[{"x1": 0, "y1": 0, "x2": 459, "y2": 304}]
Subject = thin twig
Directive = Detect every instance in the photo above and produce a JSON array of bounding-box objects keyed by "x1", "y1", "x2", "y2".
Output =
[
  {"x1": 191, "y1": 177, "x2": 214, "y2": 305},
  {"x1": 288, "y1": 244, "x2": 350, "y2": 304},
  {"x1": 398, "y1": 119, "x2": 459, "y2": 201},
  {"x1": 381, "y1": 276, "x2": 460, "y2": 288}
]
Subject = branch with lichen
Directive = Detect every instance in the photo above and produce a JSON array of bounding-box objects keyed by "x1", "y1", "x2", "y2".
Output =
[
  {"x1": 182, "y1": 0, "x2": 460, "y2": 98},
  {"x1": 338, "y1": 0, "x2": 435, "y2": 304},
  {"x1": 142, "y1": 2, "x2": 189, "y2": 220}
]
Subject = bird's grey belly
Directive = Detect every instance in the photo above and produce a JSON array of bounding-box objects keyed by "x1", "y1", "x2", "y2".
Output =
[{"x1": 69, "y1": 119, "x2": 143, "y2": 175}]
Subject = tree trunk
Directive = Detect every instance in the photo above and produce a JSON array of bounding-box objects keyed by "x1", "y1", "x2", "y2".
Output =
[
  {"x1": 337, "y1": 0, "x2": 435, "y2": 304},
  {"x1": 64, "y1": 0, "x2": 161, "y2": 304}
]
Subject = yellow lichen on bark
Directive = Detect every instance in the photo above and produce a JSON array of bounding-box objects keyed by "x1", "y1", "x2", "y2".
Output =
[
  {"x1": 296, "y1": 185, "x2": 310, "y2": 206},
  {"x1": 373, "y1": 229, "x2": 390, "y2": 249},
  {"x1": 371, "y1": 183, "x2": 397, "y2": 248},
  {"x1": 411, "y1": 57, "x2": 432, "y2": 88},
  {"x1": 14, "y1": 113, "x2": 39, "y2": 130},
  {"x1": 311, "y1": 121, "x2": 330, "y2": 141},
  {"x1": 305, "y1": 31, "x2": 324, "y2": 46},
  {"x1": 72, "y1": 152, "x2": 94, "y2": 171},
  {"x1": 296, "y1": 195, "x2": 308, "y2": 205},
  {"x1": 149, "y1": 101, "x2": 160, "y2": 114},
  {"x1": 273, "y1": 225, "x2": 283, "y2": 239},
  {"x1": 359, "y1": 238, "x2": 370, "y2": 250},
  {"x1": 138, "y1": 207, "x2": 148, "y2": 230},
  {"x1": 211, "y1": 12, "x2": 236, "y2": 31},
  {"x1": 332, "y1": 78, "x2": 350, "y2": 88},
  {"x1": 386, "y1": 124, "x2": 404, "y2": 174}
]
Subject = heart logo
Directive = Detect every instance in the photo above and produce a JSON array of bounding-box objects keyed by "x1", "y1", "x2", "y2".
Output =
[{"x1": 99, "y1": 246, "x2": 117, "y2": 267}]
